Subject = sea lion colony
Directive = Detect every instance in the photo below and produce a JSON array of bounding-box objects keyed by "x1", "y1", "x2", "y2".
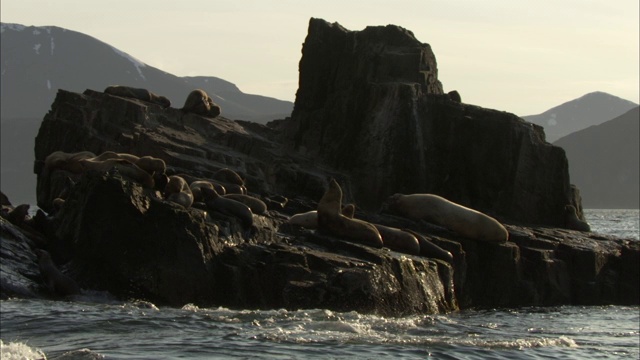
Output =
[{"x1": 5, "y1": 141, "x2": 587, "y2": 299}]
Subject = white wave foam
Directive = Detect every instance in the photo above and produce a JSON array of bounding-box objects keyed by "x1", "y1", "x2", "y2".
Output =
[{"x1": 0, "y1": 339, "x2": 46, "y2": 360}]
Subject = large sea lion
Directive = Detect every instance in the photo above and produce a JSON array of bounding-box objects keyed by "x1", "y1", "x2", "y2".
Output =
[
  {"x1": 385, "y1": 193, "x2": 509, "y2": 243},
  {"x1": 90, "y1": 151, "x2": 139, "y2": 163},
  {"x1": 104, "y1": 85, "x2": 171, "y2": 108},
  {"x1": 135, "y1": 156, "x2": 166, "y2": 175},
  {"x1": 317, "y1": 179, "x2": 383, "y2": 248},
  {"x1": 181, "y1": 89, "x2": 221, "y2": 118},
  {"x1": 213, "y1": 168, "x2": 244, "y2": 186},
  {"x1": 35, "y1": 249, "x2": 81, "y2": 297},
  {"x1": 288, "y1": 210, "x2": 320, "y2": 228},
  {"x1": 164, "y1": 175, "x2": 194, "y2": 208},
  {"x1": 564, "y1": 205, "x2": 591, "y2": 232},
  {"x1": 43, "y1": 151, "x2": 97, "y2": 175},
  {"x1": 223, "y1": 194, "x2": 267, "y2": 215},
  {"x1": 372, "y1": 223, "x2": 421, "y2": 256},
  {"x1": 201, "y1": 187, "x2": 253, "y2": 227},
  {"x1": 79, "y1": 158, "x2": 155, "y2": 188}
]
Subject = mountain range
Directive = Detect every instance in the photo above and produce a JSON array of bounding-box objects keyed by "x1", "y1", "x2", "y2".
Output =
[
  {"x1": 554, "y1": 106, "x2": 639, "y2": 209},
  {"x1": 0, "y1": 22, "x2": 293, "y2": 122},
  {"x1": 522, "y1": 91, "x2": 638, "y2": 143},
  {"x1": 1, "y1": 22, "x2": 638, "y2": 209}
]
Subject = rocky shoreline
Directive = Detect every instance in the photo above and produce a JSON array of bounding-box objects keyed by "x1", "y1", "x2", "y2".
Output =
[{"x1": 1, "y1": 18, "x2": 638, "y2": 314}]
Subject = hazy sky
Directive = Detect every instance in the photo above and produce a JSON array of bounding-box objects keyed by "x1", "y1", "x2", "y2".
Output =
[{"x1": 1, "y1": 0, "x2": 638, "y2": 116}]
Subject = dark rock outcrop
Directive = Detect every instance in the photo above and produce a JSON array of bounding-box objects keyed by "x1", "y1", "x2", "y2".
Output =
[
  {"x1": 3, "y1": 18, "x2": 637, "y2": 313},
  {"x1": 282, "y1": 18, "x2": 580, "y2": 227}
]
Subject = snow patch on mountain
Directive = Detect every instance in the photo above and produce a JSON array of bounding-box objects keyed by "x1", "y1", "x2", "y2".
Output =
[
  {"x1": 111, "y1": 46, "x2": 147, "y2": 81},
  {"x1": 0, "y1": 23, "x2": 26, "y2": 33}
]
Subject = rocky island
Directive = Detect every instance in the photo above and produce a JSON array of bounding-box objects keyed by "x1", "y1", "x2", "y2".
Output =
[{"x1": 1, "y1": 18, "x2": 638, "y2": 315}]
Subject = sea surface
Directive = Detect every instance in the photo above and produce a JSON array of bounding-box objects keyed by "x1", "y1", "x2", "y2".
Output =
[{"x1": 1, "y1": 209, "x2": 638, "y2": 359}]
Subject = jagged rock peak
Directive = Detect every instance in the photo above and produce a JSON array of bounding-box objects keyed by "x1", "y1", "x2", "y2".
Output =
[{"x1": 285, "y1": 17, "x2": 580, "y2": 227}]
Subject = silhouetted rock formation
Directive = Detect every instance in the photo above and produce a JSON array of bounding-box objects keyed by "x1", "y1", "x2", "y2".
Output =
[
  {"x1": 3, "y1": 18, "x2": 637, "y2": 313},
  {"x1": 282, "y1": 18, "x2": 580, "y2": 226}
]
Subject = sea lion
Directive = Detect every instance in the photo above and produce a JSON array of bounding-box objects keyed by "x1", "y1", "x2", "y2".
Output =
[
  {"x1": 104, "y1": 85, "x2": 171, "y2": 108},
  {"x1": 190, "y1": 180, "x2": 216, "y2": 203},
  {"x1": 181, "y1": 89, "x2": 221, "y2": 118},
  {"x1": 404, "y1": 229, "x2": 454, "y2": 262},
  {"x1": 135, "y1": 156, "x2": 166, "y2": 175},
  {"x1": 43, "y1": 150, "x2": 97, "y2": 175},
  {"x1": 288, "y1": 210, "x2": 320, "y2": 228},
  {"x1": 177, "y1": 174, "x2": 227, "y2": 196},
  {"x1": 213, "y1": 168, "x2": 244, "y2": 186},
  {"x1": 288, "y1": 205, "x2": 359, "y2": 229},
  {"x1": 264, "y1": 195, "x2": 288, "y2": 211},
  {"x1": 90, "y1": 152, "x2": 165, "y2": 175},
  {"x1": 201, "y1": 187, "x2": 253, "y2": 227},
  {"x1": 372, "y1": 223, "x2": 421, "y2": 256},
  {"x1": 317, "y1": 179, "x2": 383, "y2": 248},
  {"x1": 90, "y1": 151, "x2": 139, "y2": 163},
  {"x1": 221, "y1": 182, "x2": 246, "y2": 195},
  {"x1": 385, "y1": 193, "x2": 508, "y2": 243},
  {"x1": 35, "y1": 249, "x2": 81, "y2": 297},
  {"x1": 223, "y1": 194, "x2": 267, "y2": 215},
  {"x1": 164, "y1": 175, "x2": 194, "y2": 208},
  {"x1": 79, "y1": 158, "x2": 155, "y2": 188},
  {"x1": 564, "y1": 205, "x2": 591, "y2": 232}
]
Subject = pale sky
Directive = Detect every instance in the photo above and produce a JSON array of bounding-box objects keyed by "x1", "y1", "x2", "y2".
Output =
[{"x1": 1, "y1": 0, "x2": 638, "y2": 116}]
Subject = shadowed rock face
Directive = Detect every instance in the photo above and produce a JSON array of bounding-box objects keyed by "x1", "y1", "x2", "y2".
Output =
[{"x1": 282, "y1": 18, "x2": 580, "y2": 226}]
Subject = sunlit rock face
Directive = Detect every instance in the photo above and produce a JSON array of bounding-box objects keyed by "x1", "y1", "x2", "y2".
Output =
[{"x1": 284, "y1": 18, "x2": 580, "y2": 226}]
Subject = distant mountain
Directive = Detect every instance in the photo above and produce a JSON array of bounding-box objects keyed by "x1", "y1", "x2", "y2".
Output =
[
  {"x1": 554, "y1": 106, "x2": 639, "y2": 209},
  {"x1": 0, "y1": 22, "x2": 293, "y2": 122},
  {"x1": 522, "y1": 92, "x2": 638, "y2": 143},
  {"x1": 0, "y1": 22, "x2": 293, "y2": 205}
]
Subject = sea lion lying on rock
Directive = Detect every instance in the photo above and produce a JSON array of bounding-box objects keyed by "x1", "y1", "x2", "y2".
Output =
[
  {"x1": 372, "y1": 223, "x2": 421, "y2": 256},
  {"x1": 213, "y1": 168, "x2": 244, "y2": 186},
  {"x1": 178, "y1": 175, "x2": 227, "y2": 198},
  {"x1": 42, "y1": 151, "x2": 97, "y2": 175},
  {"x1": 104, "y1": 85, "x2": 171, "y2": 108},
  {"x1": 404, "y1": 229, "x2": 454, "y2": 262},
  {"x1": 201, "y1": 187, "x2": 253, "y2": 227},
  {"x1": 164, "y1": 175, "x2": 194, "y2": 208},
  {"x1": 79, "y1": 158, "x2": 155, "y2": 188},
  {"x1": 90, "y1": 151, "x2": 166, "y2": 175},
  {"x1": 181, "y1": 89, "x2": 221, "y2": 118},
  {"x1": 385, "y1": 193, "x2": 509, "y2": 243},
  {"x1": 223, "y1": 194, "x2": 267, "y2": 215},
  {"x1": 317, "y1": 179, "x2": 383, "y2": 248}
]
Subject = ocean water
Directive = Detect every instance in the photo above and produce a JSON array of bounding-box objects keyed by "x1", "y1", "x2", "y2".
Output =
[{"x1": 1, "y1": 209, "x2": 638, "y2": 359}]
